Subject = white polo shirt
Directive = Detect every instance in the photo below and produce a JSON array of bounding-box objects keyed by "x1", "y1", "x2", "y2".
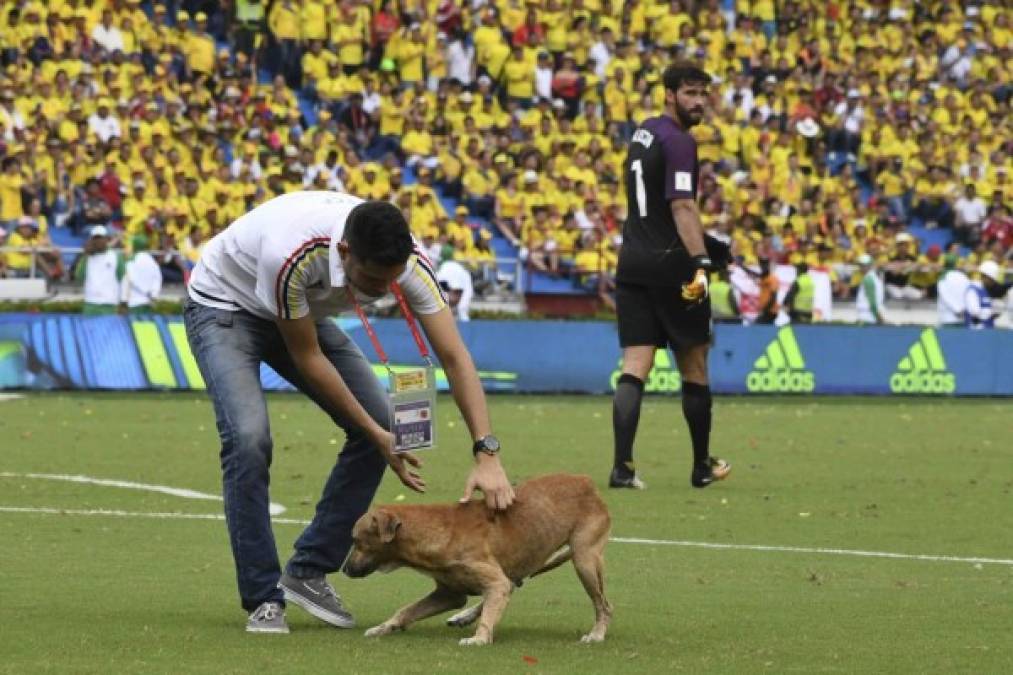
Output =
[{"x1": 188, "y1": 191, "x2": 446, "y2": 320}]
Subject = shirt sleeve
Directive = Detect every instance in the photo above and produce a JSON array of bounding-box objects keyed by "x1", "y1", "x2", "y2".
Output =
[
  {"x1": 663, "y1": 131, "x2": 698, "y2": 201},
  {"x1": 255, "y1": 236, "x2": 330, "y2": 320},
  {"x1": 396, "y1": 249, "x2": 448, "y2": 316}
]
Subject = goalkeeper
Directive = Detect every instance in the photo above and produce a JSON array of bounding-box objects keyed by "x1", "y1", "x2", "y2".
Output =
[{"x1": 609, "y1": 61, "x2": 732, "y2": 490}]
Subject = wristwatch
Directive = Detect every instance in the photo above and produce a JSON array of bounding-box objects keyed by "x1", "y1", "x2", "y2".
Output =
[{"x1": 472, "y1": 435, "x2": 501, "y2": 457}]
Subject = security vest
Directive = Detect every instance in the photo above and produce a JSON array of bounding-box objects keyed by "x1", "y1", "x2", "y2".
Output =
[
  {"x1": 710, "y1": 279, "x2": 735, "y2": 318},
  {"x1": 964, "y1": 284, "x2": 995, "y2": 329},
  {"x1": 794, "y1": 273, "x2": 814, "y2": 313}
]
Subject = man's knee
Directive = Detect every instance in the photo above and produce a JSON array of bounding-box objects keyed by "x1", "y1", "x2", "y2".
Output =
[{"x1": 222, "y1": 427, "x2": 274, "y2": 475}]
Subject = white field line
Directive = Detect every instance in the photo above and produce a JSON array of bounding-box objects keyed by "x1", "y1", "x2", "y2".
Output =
[
  {"x1": 2, "y1": 505, "x2": 1012, "y2": 567},
  {"x1": 0, "y1": 393, "x2": 24, "y2": 401},
  {"x1": 0, "y1": 472, "x2": 286, "y2": 516}
]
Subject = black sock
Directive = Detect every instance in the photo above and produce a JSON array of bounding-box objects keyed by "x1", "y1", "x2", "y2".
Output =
[
  {"x1": 681, "y1": 381, "x2": 712, "y2": 469},
  {"x1": 613, "y1": 373, "x2": 645, "y2": 471}
]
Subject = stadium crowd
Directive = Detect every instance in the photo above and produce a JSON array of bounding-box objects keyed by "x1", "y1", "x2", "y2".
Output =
[{"x1": 0, "y1": 0, "x2": 1009, "y2": 324}]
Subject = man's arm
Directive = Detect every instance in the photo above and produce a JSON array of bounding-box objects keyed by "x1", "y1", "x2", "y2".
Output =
[
  {"x1": 417, "y1": 306, "x2": 515, "y2": 510},
  {"x1": 670, "y1": 199, "x2": 707, "y2": 258},
  {"x1": 276, "y1": 316, "x2": 425, "y2": 493}
]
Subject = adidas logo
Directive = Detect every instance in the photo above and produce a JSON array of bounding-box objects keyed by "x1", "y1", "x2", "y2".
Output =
[
  {"x1": 747, "y1": 327, "x2": 815, "y2": 393},
  {"x1": 610, "y1": 350, "x2": 682, "y2": 393},
  {"x1": 890, "y1": 329, "x2": 955, "y2": 394}
]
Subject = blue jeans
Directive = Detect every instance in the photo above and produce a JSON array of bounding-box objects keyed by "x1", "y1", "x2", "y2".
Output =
[{"x1": 183, "y1": 301, "x2": 389, "y2": 611}]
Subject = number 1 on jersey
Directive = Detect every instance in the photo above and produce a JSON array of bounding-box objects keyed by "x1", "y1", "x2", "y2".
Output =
[{"x1": 631, "y1": 159, "x2": 647, "y2": 217}]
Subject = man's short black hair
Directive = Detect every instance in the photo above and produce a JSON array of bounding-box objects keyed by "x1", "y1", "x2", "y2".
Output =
[
  {"x1": 663, "y1": 61, "x2": 712, "y2": 93},
  {"x1": 344, "y1": 200, "x2": 414, "y2": 267}
]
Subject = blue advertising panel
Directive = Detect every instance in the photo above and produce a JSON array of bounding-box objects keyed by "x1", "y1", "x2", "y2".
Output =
[{"x1": 0, "y1": 314, "x2": 1010, "y2": 396}]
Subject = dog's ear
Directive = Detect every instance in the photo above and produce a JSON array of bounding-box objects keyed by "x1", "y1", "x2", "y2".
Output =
[{"x1": 372, "y1": 510, "x2": 401, "y2": 544}]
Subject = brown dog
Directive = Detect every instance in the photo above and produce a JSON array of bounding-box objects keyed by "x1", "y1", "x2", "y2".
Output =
[{"x1": 343, "y1": 473, "x2": 612, "y2": 645}]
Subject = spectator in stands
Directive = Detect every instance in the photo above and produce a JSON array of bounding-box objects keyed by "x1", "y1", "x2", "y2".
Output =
[
  {"x1": 74, "y1": 226, "x2": 124, "y2": 315},
  {"x1": 937, "y1": 255, "x2": 970, "y2": 328},
  {"x1": 884, "y1": 232, "x2": 924, "y2": 302},
  {"x1": 0, "y1": 156, "x2": 24, "y2": 227},
  {"x1": 121, "y1": 235, "x2": 162, "y2": 315},
  {"x1": 953, "y1": 183, "x2": 988, "y2": 247},
  {"x1": 91, "y1": 8, "x2": 124, "y2": 55},
  {"x1": 437, "y1": 258, "x2": 474, "y2": 323}
]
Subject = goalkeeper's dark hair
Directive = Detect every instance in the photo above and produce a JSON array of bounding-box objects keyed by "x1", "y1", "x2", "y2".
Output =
[
  {"x1": 663, "y1": 61, "x2": 712, "y2": 93},
  {"x1": 343, "y1": 200, "x2": 414, "y2": 267}
]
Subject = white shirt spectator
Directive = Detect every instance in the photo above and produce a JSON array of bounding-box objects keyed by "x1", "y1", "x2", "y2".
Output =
[
  {"x1": 361, "y1": 88, "x2": 382, "y2": 116},
  {"x1": 436, "y1": 260, "x2": 474, "y2": 322},
  {"x1": 87, "y1": 111, "x2": 121, "y2": 143},
  {"x1": 535, "y1": 63, "x2": 553, "y2": 101},
  {"x1": 0, "y1": 102, "x2": 25, "y2": 141},
  {"x1": 588, "y1": 41, "x2": 612, "y2": 78},
  {"x1": 954, "y1": 195, "x2": 987, "y2": 228},
  {"x1": 91, "y1": 22, "x2": 125, "y2": 53},
  {"x1": 121, "y1": 251, "x2": 163, "y2": 308},
  {"x1": 832, "y1": 100, "x2": 865, "y2": 135},
  {"x1": 937, "y1": 269, "x2": 970, "y2": 325},
  {"x1": 230, "y1": 156, "x2": 263, "y2": 181},
  {"x1": 447, "y1": 39, "x2": 475, "y2": 85},
  {"x1": 305, "y1": 163, "x2": 346, "y2": 192},
  {"x1": 722, "y1": 85, "x2": 754, "y2": 119}
]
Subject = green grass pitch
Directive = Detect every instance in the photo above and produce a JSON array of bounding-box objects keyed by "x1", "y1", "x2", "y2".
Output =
[{"x1": 2, "y1": 393, "x2": 1011, "y2": 674}]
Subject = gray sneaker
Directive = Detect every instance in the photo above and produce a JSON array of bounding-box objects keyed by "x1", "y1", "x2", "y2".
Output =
[
  {"x1": 278, "y1": 573, "x2": 356, "y2": 628},
  {"x1": 246, "y1": 601, "x2": 289, "y2": 634}
]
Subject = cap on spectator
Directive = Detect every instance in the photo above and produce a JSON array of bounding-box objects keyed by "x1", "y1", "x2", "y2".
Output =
[
  {"x1": 857, "y1": 254, "x2": 873, "y2": 266},
  {"x1": 796, "y1": 118, "x2": 820, "y2": 138},
  {"x1": 437, "y1": 32, "x2": 448, "y2": 41},
  {"x1": 89, "y1": 225, "x2": 109, "y2": 239},
  {"x1": 523, "y1": 170, "x2": 539, "y2": 183},
  {"x1": 895, "y1": 232, "x2": 914, "y2": 244},
  {"x1": 177, "y1": 10, "x2": 189, "y2": 22},
  {"x1": 926, "y1": 244, "x2": 942, "y2": 259},
  {"x1": 552, "y1": 98, "x2": 565, "y2": 109},
  {"x1": 410, "y1": 22, "x2": 421, "y2": 30},
  {"x1": 493, "y1": 154, "x2": 510, "y2": 165},
  {"x1": 417, "y1": 166, "x2": 432, "y2": 177},
  {"x1": 17, "y1": 216, "x2": 38, "y2": 229},
  {"x1": 195, "y1": 11, "x2": 207, "y2": 22},
  {"x1": 459, "y1": 91, "x2": 473, "y2": 103},
  {"x1": 847, "y1": 88, "x2": 861, "y2": 98},
  {"x1": 962, "y1": 21, "x2": 975, "y2": 31},
  {"x1": 979, "y1": 261, "x2": 1001, "y2": 282},
  {"x1": 455, "y1": 205, "x2": 469, "y2": 216},
  {"x1": 477, "y1": 75, "x2": 492, "y2": 87},
  {"x1": 133, "y1": 179, "x2": 145, "y2": 188},
  {"x1": 943, "y1": 254, "x2": 959, "y2": 270},
  {"x1": 154, "y1": 5, "x2": 166, "y2": 13},
  {"x1": 380, "y1": 58, "x2": 396, "y2": 72}
]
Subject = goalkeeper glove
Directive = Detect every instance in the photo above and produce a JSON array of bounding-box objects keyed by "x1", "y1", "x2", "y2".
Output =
[{"x1": 681, "y1": 256, "x2": 711, "y2": 303}]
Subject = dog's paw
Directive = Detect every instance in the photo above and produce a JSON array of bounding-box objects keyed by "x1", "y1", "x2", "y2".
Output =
[
  {"x1": 580, "y1": 633, "x2": 605, "y2": 644},
  {"x1": 458, "y1": 635, "x2": 490, "y2": 646},
  {"x1": 364, "y1": 624, "x2": 396, "y2": 638}
]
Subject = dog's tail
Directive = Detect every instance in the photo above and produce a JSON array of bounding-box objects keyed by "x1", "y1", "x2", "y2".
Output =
[{"x1": 529, "y1": 546, "x2": 573, "y2": 579}]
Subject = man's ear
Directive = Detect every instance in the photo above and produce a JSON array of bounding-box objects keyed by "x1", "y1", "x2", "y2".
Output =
[
  {"x1": 373, "y1": 510, "x2": 401, "y2": 544},
  {"x1": 336, "y1": 240, "x2": 349, "y2": 259}
]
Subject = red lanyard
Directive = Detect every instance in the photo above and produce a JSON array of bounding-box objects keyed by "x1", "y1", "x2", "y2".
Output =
[{"x1": 346, "y1": 283, "x2": 431, "y2": 366}]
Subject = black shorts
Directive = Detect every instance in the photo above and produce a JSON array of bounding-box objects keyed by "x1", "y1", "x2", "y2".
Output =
[{"x1": 616, "y1": 282, "x2": 712, "y2": 351}]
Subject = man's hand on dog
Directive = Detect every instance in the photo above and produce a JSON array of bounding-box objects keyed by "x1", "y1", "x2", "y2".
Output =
[
  {"x1": 375, "y1": 431, "x2": 426, "y2": 493},
  {"x1": 460, "y1": 454, "x2": 515, "y2": 511}
]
